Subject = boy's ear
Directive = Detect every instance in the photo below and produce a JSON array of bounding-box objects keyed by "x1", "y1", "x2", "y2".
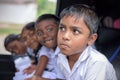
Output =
[{"x1": 88, "y1": 33, "x2": 98, "y2": 46}]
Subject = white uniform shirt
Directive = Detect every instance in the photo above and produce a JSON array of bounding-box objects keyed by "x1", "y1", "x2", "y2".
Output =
[
  {"x1": 38, "y1": 46, "x2": 65, "y2": 79},
  {"x1": 57, "y1": 46, "x2": 117, "y2": 80},
  {"x1": 39, "y1": 46, "x2": 56, "y2": 71}
]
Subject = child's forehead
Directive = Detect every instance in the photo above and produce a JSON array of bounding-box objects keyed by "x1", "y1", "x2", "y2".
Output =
[
  {"x1": 22, "y1": 28, "x2": 35, "y2": 33},
  {"x1": 8, "y1": 40, "x2": 19, "y2": 46},
  {"x1": 8, "y1": 41, "x2": 25, "y2": 50},
  {"x1": 36, "y1": 20, "x2": 58, "y2": 28},
  {"x1": 21, "y1": 29, "x2": 35, "y2": 38}
]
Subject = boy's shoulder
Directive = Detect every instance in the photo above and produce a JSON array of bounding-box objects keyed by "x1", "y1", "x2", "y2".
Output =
[
  {"x1": 39, "y1": 46, "x2": 51, "y2": 53},
  {"x1": 38, "y1": 46, "x2": 50, "y2": 57},
  {"x1": 88, "y1": 46, "x2": 109, "y2": 63}
]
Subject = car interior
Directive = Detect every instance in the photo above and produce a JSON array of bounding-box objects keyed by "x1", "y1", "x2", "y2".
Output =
[{"x1": 0, "y1": 0, "x2": 120, "y2": 79}]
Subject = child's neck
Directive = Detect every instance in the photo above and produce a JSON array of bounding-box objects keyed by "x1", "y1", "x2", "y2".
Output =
[
  {"x1": 52, "y1": 45, "x2": 57, "y2": 51},
  {"x1": 67, "y1": 53, "x2": 81, "y2": 70}
]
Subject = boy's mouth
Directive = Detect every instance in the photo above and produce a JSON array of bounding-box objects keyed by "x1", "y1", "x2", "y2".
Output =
[
  {"x1": 59, "y1": 43, "x2": 70, "y2": 49},
  {"x1": 44, "y1": 39, "x2": 53, "y2": 44}
]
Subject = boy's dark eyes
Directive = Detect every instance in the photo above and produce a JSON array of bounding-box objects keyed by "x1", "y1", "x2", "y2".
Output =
[
  {"x1": 37, "y1": 31, "x2": 43, "y2": 36},
  {"x1": 29, "y1": 31, "x2": 34, "y2": 36},
  {"x1": 59, "y1": 26, "x2": 65, "y2": 31},
  {"x1": 37, "y1": 27, "x2": 54, "y2": 36},
  {"x1": 59, "y1": 26, "x2": 80, "y2": 34},
  {"x1": 21, "y1": 38, "x2": 26, "y2": 42},
  {"x1": 9, "y1": 45, "x2": 17, "y2": 53},
  {"x1": 73, "y1": 28, "x2": 80, "y2": 34},
  {"x1": 47, "y1": 27, "x2": 53, "y2": 32}
]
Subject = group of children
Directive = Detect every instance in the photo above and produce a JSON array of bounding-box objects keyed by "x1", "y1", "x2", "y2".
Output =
[{"x1": 4, "y1": 4, "x2": 117, "y2": 80}]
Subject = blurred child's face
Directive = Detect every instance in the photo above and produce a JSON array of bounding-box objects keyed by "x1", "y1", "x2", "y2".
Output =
[
  {"x1": 6, "y1": 40, "x2": 26, "y2": 55},
  {"x1": 58, "y1": 16, "x2": 97, "y2": 56},
  {"x1": 36, "y1": 20, "x2": 58, "y2": 49},
  {"x1": 21, "y1": 29, "x2": 39, "y2": 50}
]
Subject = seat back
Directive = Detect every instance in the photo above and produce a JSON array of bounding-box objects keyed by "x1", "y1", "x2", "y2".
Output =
[
  {"x1": 0, "y1": 54, "x2": 16, "y2": 80},
  {"x1": 95, "y1": 27, "x2": 120, "y2": 79}
]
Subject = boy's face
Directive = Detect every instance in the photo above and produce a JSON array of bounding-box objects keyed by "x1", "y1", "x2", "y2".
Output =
[
  {"x1": 20, "y1": 29, "x2": 39, "y2": 50},
  {"x1": 7, "y1": 40, "x2": 26, "y2": 55},
  {"x1": 36, "y1": 20, "x2": 58, "y2": 49},
  {"x1": 58, "y1": 16, "x2": 97, "y2": 56}
]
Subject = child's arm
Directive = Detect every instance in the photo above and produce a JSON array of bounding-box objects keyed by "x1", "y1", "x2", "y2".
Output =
[
  {"x1": 34, "y1": 55, "x2": 49, "y2": 76},
  {"x1": 23, "y1": 64, "x2": 36, "y2": 74},
  {"x1": 25, "y1": 75, "x2": 64, "y2": 80}
]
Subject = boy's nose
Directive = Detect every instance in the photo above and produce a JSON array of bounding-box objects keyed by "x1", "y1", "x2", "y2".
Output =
[
  {"x1": 62, "y1": 32, "x2": 70, "y2": 41},
  {"x1": 24, "y1": 41, "x2": 28, "y2": 46},
  {"x1": 43, "y1": 30, "x2": 50, "y2": 38},
  {"x1": 43, "y1": 33, "x2": 48, "y2": 38}
]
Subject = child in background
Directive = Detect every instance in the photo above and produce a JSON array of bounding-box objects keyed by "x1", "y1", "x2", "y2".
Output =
[
  {"x1": 57, "y1": 4, "x2": 117, "y2": 80},
  {"x1": 4, "y1": 34, "x2": 26, "y2": 59},
  {"x1": 26, "y1": 14, "x2": 65, "y2": 80},
  {"x1": 20, "y1": 22, "x2": 42, "y2": 74},
  {"x1": 4, "y1": 34, "x2": 34, "y2": 80},
  {"x1": 20, "y1": 22, "x2": 41, "y2": 61}
]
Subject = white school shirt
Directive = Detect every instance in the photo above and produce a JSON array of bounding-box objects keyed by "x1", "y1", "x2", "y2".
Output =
[
  {"x1": 38, "y1": 46, "x2": 56, "y2": 71},
  {"x1": 38, "y1": 46, "x2": 65, "y2": 79},
  {"x1": 57, "y1": 46, "x2": 117, "y2": 80},
  {"x1": 13, "y1": 56, "x2": 34, "y2": 80}
]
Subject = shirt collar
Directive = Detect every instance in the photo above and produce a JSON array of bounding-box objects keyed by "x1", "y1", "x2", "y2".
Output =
[
  {"x1": 54, "y1": 46, "x2": 60, "y2": 56},
  {"x1": 61, "y1": 46, "x2": 91, "y2": 62},
  {"x1": 77, "y1": 46, "x2": 91, "y2": 62}
]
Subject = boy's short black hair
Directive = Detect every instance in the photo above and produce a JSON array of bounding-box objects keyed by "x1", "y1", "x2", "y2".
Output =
[
  {"x1": 35, "y1": 14, "x2": 60, "y2": 27},
  {"x1": 4, "y1": 34, "x2": 20, "y2": 49},
  {"x1": 60, "y1": 4, "x2": 99, "y2": 35},
  {"x1": 23, "y1": 22, "x2": 35, "y2": 31}
]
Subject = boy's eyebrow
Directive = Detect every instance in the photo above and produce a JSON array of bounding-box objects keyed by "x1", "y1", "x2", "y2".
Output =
[
  {"x1": 59, "y1": 23, "x2": 83, "y2": 30},
  {"x1": 70, "y1": 26, "x2": 79, "y2": 28},
  {"x1": 70, "y1": 26, "x2": 83, "y2": 30},
  {"x1": 46, "y1": 24, "x2": 56, "y2": 27}
]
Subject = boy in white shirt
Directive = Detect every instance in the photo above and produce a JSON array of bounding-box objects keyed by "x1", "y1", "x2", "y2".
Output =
[
  {"x1": 25, "y1": 14, "x2": 65, "y2": 80},
  {"x1": 4, "y1": 34, "x2": 34, "y2": 80},
  {"x1": 57, "y1": 4, "x2": 117, "y2": 80}
]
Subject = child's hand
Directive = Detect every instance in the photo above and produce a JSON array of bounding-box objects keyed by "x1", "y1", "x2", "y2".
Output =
[
  {"x1": 23, "y1": 64, "x2": 36, "y2": 74},
  {"x1": 25, "y1": 77, "x2": 32, "y2": 80}
]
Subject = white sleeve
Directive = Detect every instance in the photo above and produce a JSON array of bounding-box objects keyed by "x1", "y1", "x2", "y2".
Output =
[
  {"x1": 38, "y1": 46, "x2": 50, "y2": 58},
  {"x1": 85, "y1": 61, "x2": 117, "y2": 80}
]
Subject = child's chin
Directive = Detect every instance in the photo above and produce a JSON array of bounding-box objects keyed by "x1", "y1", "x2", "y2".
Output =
[{"x1": 45, "y1": 44, "x2": 55, "y2": 48}]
